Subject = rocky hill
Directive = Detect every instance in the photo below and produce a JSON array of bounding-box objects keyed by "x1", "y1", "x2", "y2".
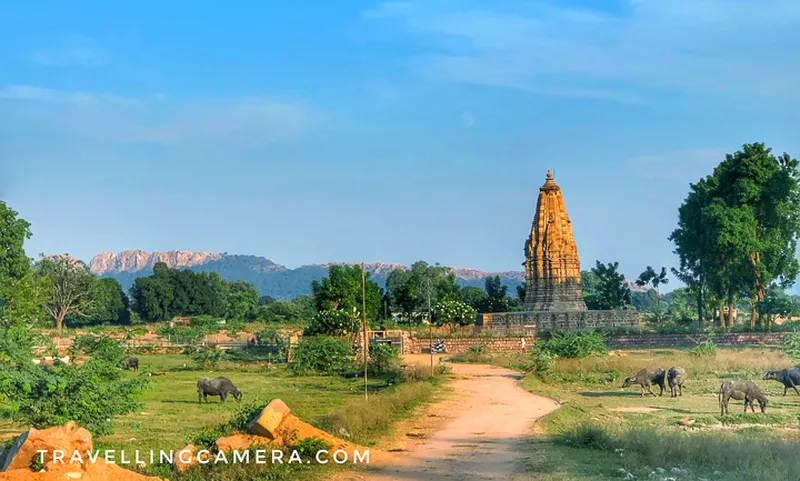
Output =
[{"x1": 89, "y1": 250, "x2": 526, "y2": 300}]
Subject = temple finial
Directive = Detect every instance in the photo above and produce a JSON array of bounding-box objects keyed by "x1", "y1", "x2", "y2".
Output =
[{"x1": 546, "y1": 169, "x2": 553, "y2": 180}]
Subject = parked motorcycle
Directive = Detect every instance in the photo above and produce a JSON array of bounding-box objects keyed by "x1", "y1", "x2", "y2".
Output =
[{"x1": 430, "y1": 340, "x2": 447, "y2": 354}]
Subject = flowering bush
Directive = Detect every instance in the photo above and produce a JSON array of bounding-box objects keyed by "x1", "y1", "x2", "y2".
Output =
[
  {"x1": 432, "y1": 300, "x2": 478, "y2": 328},
  {"x1": 304, "y1": 309, "x2": 360, "y2": 336}
]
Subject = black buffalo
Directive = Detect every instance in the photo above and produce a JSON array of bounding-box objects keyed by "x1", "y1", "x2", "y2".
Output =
[
  {"x1": 197, "y1": 376, "x2": 242, "y2": 404},
  {"x1": 123, "y1": 356, "x2": 139, "y2": 372},
  {"x1": 763, "y1": 368, "x2": 800, "y2": 396}
]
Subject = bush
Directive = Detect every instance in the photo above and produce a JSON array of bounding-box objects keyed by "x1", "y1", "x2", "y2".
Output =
[
  {"x1": 368, "y1": 344, "x2": 402, "y2": 375},
  {"x1": 689, "y1": 337, "x2": 717, "y2": 357},
  {"x1": 0, "y1": 335, "x2": 149, "y2": 435},
  {"x1": 69, "y1": 334, "x2": 127, "y2": 365},
  {"x1": 290, "y1": 336, "x2": 354, "y2": 376},
  {"x1": 535, "y1": 331, "x2": 608, "y2": 358},
  {"x1": 783, "y1": 332, "x2": 800, "y2": 359},
  {"x1": 529, "y1": 348, "x2": 558, "y2": 378},
  {"x1": 188, "y1": 344, "x2": 228, "y2": 369},
  {"x1": 448, "y1": 344, "x2": 492, "y2": 364},
  {"x1": 290, "y1": 437, "x2": 333, "y2": 458}
]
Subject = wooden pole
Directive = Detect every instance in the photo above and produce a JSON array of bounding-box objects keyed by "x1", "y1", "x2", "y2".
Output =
[
  {"x1": 362, "y1": 263, "x2": 369, "y2": 401},
  {"x1": 428, "y1": 272, "x2": 433, "y2": 377}
]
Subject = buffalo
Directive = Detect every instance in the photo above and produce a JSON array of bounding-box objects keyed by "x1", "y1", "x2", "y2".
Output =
[
  {"x1": 197, "y1": 377, "x2": 242, "y2": 404},
  {"x1": 762, "y1": 368, "x2": 800, "y2": 396},
  {"x1": 123, "y1": 356, "x2": 139, "y2": 372},
  {"x1": 622, "y1": 367, "x2": 666, "y2": 397}
]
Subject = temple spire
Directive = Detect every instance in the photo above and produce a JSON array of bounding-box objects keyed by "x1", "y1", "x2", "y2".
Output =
[{"x1": 523, "y1": 170, "x2": 586, "y2": 311}]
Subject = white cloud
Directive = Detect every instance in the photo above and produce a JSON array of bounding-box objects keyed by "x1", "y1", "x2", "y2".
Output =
[
  {"x1": 0, "y1": 85, "x2": 136, "y2": 105},
  {"x1": 363, "y1": 0, "x2": 800, "y2": 101},
  {"x1": 32, "y1": 34, "x2": 104, "y2": 67},
  {"x1": 0, "y1": 85, "x2": 310, "y2": 145},
  {"x1": 629, "y1": 148, "x2": 729, "y2": 181}
]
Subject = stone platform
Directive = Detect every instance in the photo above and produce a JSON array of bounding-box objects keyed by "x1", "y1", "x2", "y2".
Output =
[{"x1": 477, "y1": 310, "x2": 641, "y2": 335}]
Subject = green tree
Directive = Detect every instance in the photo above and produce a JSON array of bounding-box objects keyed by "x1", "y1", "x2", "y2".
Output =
[
  {"x1": 227, "y1": 280, "x2": 260, "y2": 321},
  {"x1": 635, "y1": 266, "x2": 669, "y2": 322},
  {"x1": 516, "y1": 282, "x2": 526, "y2": 305},
  {"x1": 385, "y1": 261, "x2": 461, "y2": 322},
  {"x1": 461, "y1": 286, "x2": 488, "y2": 311},
  {"x1": 586, "y1": 261, "x2": 631, "y2": 310},
  {"x1": 311, "y1": 265, "x2": 381, "y2": 322},
  {"x1": 35, "y1": 255, "x2": 96, "y2": 330},
  {"x1": 480, "y1": 276, "x2": 509, "y2": 313},
  {"x1": 78, "y1": 277, "x2": 130, "y2": 325},
  {"x1": 672, "y1": 144, "x2": 800, "y2": 329},
  {"x1": 0, "y1": 202, "x2": 38, "y2": 326},
  {"x1": 129, "y1": 276, "x2": 173, "y2": 322},
  {"x1": 759, "y1": 287, "x2": 800, "y2": 327}
]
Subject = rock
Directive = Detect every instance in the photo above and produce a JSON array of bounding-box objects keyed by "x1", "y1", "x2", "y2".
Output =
[
  {"x1": 0, "y1": 456, "x2": 164, "y2": 481},
  {"x1": 655, "y1": 468, "x2": 665, "y2": 473},
  {"x1": 1, "y1": 421, "x2": 92, "y2": 472},
  {"x1": 174, "y1": 444, "x2": 197, "y2": 472},
  {"x1": 216, "y1": 434, "x2": 273, "y2": 452},
  {"x1": 338, "y1": 428, "x2": 351, "y2": 439},
  {"x1": 245, "y1": 399, "x2": 291, "y2": 440}
]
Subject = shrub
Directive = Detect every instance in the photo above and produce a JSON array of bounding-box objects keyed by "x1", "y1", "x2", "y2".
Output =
[
  {"x1": 188, "y1": 344, "x2": 227, "y2": 369},
  {"x1": 535, "y1": 331, "x2": 608, "y2": 358},
  {"x1": 783, "y1": 332, "x2": 800, "y2": 359},
  {"x1": 529, "y1": 348, "x2": 558, "y2": 378},
  {"x1": 689, "y1": 337, "x2": 717, "y2": 357},
  {"x1": 304, "y1": 310, "x2": 359, "y2": 337},
  {"x1": 290, "y1": 437, "x2": 333, "y2": 458},
  {"x1": 290, "y1": 336, "x2": 354, "y2": 376},
  {"x1": 69, "y1": 334, "x2": 127, "y2": 365},
  {"x1": 0, "y1": 334, "x2": 149, "y2": 436},
  {"x1": 448, "y1": 344, "x2": 492, "y2": 364},
  {"x1": 368, "y1": 344, "x2": 402, "y2": 375}
]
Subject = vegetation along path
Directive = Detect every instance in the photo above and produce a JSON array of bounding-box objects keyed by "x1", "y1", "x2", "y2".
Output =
[{"x1": 335, "y1": 355, "x2": 559, "y2": 481}]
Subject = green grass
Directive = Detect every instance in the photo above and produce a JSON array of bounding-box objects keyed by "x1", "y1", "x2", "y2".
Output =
[
  {"x1": 0, "y1": 353, "x2": 444, "y2": 481},
  {"x1": 508, "y1": 347, "x2": 800, "y2": 480}
]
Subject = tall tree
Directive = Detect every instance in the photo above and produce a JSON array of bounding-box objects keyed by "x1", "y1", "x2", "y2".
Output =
[
  {"x1": 78, "y1": 277, "x2": 130, "y2": 325},
  {"x1": 635, "y1": 266, "x2": 669, "y2": 323},
  {"x1": 587, "y1": 261, "x2": 631, "y2": 310},
  {"x1": 385, "y1": 261, "x2": 462, "y2": 322},
  {"x1": 227, "y1": 280, "x2": 260, "y2": 321},
  {"x1": 0, "y1": 202, "x2": 36, "y2": 326},
  {"x1": 480, "y1": 276, "x2": 509, "y2": 313},
  {"x1": 311, "y1": 265, "x2": 381, "y2": 321},
  {"x1": 36, "y1": 255, "x2": 96, "y2": 330}
]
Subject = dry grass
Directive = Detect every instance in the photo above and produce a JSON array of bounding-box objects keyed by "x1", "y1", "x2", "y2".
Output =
[{"x1": 513, "y1": 347, "x2": 800, "y2": 481}]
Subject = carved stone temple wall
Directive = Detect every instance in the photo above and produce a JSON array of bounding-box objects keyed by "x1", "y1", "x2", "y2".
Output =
[
  {"x1": 523, "y1": 170, "x2": 587, "y2": 311},
  {"x1": 478, "y1": 170, "x2": 640, "y2": 334}
]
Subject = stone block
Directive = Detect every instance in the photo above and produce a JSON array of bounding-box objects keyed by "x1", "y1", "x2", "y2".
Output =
[{"x1": 245, "y1": 399, "x2": 291, "y2": 440}]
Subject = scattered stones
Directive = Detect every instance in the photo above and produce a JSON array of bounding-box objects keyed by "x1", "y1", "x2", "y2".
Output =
[
  {"x1": 1, "y1": 421, "x2": 92, "y2": 471},
  {"x1": 245, "y1": 399, "x2": 291, "y2": 440}
]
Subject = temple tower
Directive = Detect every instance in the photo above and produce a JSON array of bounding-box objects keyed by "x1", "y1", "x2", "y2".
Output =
[{"x1": 523, "y1": 170, "x2": 587, "y2": 311}]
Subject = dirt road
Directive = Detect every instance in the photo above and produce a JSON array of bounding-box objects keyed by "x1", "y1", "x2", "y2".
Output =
[{"x1": 334, "y1": 355, "x2": 559, "y2": 481}]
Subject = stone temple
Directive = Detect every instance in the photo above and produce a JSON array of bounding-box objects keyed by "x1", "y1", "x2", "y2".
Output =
[
  {"x1": 477, "y1": 170, "x2": 640, "y2": 334},
  {"x1": 523, "y1": 170, "x2": 587, "y2": 311}
]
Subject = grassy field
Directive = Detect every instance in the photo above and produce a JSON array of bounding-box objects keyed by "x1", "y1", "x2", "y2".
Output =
[
  {"x1": 492, "y1": 348, "x2": 800, "y2": 480},
  {"x1": 0, "y1": 353, "x2": 446, "y2": 480}
]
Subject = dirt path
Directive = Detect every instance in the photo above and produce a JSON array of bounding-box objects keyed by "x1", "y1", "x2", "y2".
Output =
[{"x1": 333, "y1": 355, "x2": 559, "y2": 481}]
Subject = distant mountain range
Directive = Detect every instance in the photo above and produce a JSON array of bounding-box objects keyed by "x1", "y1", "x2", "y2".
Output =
[{"x1": 89, "y1": 250, "x2": 527, "y2": 300}]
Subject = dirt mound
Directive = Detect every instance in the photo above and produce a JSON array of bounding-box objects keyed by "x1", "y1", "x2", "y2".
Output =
[{"x1": 0, "y1": 421, "x2": 163, "y2": 481}]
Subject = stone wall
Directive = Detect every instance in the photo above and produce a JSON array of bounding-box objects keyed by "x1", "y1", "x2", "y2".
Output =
[
  {"x1": 478, "y1": 310, "x2": 641, "y2": 334},
  {"x1": 405, "y1": 337, "x2": 534, "y2": 355},
  {"x1": 605, "y1": 332, "x2": 785, "y2": 350}
]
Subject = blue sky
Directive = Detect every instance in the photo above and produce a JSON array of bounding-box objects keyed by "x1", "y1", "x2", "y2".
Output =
[{"x1": 2, "y1": 0, "x2": 799, "y2": 290}]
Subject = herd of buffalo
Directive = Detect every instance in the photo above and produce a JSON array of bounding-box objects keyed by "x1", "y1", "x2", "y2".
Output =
[
  {"x1": 122, "y1": 356, "x2": 243, "y2": 404},
  {"x1": 620, "y1": 364, "x2": 800, "y2": 415}
]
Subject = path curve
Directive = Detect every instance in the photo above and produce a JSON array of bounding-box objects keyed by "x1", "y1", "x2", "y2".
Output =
[{"x1": 335, "y1": 355, "x2": 559, "y2": 481}]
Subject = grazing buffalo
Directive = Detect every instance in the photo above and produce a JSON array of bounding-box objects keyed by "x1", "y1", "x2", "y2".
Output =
[
  {"x1": 762, "y1": 368, "x2": 800, "y2": 396},
  {"x1": 197, "y1": 377, "x2": 242, "y2": 404},
  {"x1": 622, "y1": 367, "x2": 666, "y2": 397},
  {"x1": 667, "y1": 366, "x2": 686, "y2": 398},
  {"x1": 719, "y1": 380, "x2": 768, "y2": 415},
  {"x1": 123, "y1": 356, "x2": 139, "y2": 372}
]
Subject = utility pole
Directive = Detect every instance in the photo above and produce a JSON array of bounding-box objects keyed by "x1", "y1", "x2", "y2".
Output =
[
  {"x1": 362, "y1": 263, "x2": 369, "y2": 401},
  {"x1": 428, "y1": 271, "x2": 433, "y2": 377}
]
